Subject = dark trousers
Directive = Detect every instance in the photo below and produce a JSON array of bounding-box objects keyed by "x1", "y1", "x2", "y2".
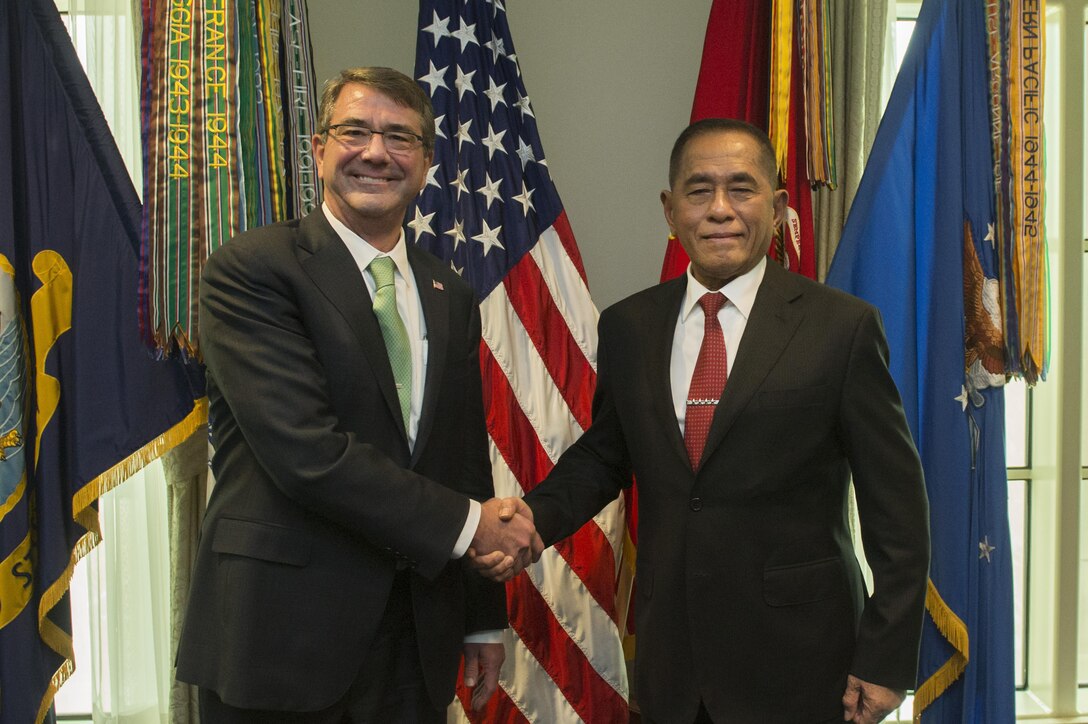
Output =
[{"x1": 199, "y1": 572, "x2": 445, "y2": 724}]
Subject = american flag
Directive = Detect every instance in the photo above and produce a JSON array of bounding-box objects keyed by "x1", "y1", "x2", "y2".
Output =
[{"x1": 408, "y1": 1, "x2": 629, "y2": 721}]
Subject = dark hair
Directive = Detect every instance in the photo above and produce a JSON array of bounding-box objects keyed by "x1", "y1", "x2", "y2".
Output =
[
  {"x1": 668, "y1": 118, "x2": 778, "y2": 188},
  {"x1": 317, "y1": 67, "x2": 436, "y2": 152}
]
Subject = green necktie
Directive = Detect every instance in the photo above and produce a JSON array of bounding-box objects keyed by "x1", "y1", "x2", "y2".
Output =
[{"x1": 368, "y1": 256, "x2": 412, "y2": 431}]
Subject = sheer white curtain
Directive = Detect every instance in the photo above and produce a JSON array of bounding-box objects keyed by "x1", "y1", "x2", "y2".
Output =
[
  {"x1": 85, "y1": 467, "x2": 173, "y2": 724},
  {"x1": 66, "y1": 2, "x2": 174, "y2": 722},
  {"x1": 67, "y1": 0, "x2": 141, "y2": 187}
]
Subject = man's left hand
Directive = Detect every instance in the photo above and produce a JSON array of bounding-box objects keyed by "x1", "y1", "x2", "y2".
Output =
[
  {"x1": 842, "y1": 674, "x2": 905, "y2": 724},
  {"x1": 463, "y1": 642, "x2": 505, "y2": 711}
]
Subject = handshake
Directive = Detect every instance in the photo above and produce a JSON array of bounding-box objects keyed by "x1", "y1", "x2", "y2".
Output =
[{"x1": 467, "y1": 497, "x2": 545, "y2": 582}]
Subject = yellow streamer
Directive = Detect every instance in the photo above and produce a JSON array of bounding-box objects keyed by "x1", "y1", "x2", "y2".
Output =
[
  {"x1": 768, "y1": 0, "x2": 793, "y2": 179},
  {"x1": 1008, "y1": 0, "x2": 1047, "y2": 382}
]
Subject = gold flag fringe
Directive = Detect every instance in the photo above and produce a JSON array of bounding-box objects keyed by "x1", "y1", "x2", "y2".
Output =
[
  {"x1": 34, "y1": 397, "x2": 208, "y2": 724},
  {"x1": 912, "y1": 578, "x2": 970, "y2": 721},
  {"x1": 70, "y1": 398, "x2": 208, "y2": 514}
]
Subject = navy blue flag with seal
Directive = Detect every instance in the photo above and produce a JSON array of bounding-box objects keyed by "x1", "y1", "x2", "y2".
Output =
[
  {"x1": 827, "y1": 0, "x2": 1016, "y2": 720},
  {"x1": 0, "y1": 1, "x2": 205, "y2": 721}
]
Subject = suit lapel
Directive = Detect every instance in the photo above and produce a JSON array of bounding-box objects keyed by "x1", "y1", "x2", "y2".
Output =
[
  {"x1": 699, "y1": 262, "x2": 805, "y2": 466},
  {"x1": 297, "y1": 212, "x2": 407, "y2": 440},
  {"x1": 409, "y1": 247, "x2": 448, "y2": 465},
  {"x1": 643, "y1": 278, "x2": 690, "y2": 468}
]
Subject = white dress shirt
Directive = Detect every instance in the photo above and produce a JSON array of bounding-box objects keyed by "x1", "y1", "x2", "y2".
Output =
[{"x1": 670, "y1": 257, "x2": 767, "y2": 435}]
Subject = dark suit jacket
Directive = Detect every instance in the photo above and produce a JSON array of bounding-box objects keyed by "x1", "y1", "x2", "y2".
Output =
[
  {"x1": 175, "y1": 210, "x2": 505, "y2": 712},
  {"x1": 525, "y1": 261, "x2": 929, "y2": 724}
]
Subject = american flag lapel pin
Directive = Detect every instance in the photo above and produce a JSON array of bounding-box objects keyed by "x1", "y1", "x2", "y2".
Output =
[{"x1": 432, "y1": 279, "x2": 444, "y2": 291}]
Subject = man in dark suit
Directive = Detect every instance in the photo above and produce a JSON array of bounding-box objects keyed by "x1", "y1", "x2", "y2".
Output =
[
  {"x1": 175, "y1": 67, "x2": 539, "y2": 723},
  {"x1": 481, "y1": 118, "x2": 930, "y2": 723}
]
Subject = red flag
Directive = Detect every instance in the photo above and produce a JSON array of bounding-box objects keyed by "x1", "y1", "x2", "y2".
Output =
[
  {"x1": 661, "y1": 0, "x2": 816, "y2": 282},
  {"x1": 781, "y1": 17, "x2": 818, "y2": 278}
]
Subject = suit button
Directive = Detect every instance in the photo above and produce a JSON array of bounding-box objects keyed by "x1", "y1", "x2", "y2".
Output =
[{"x1": 690, "y1": 497, "x2": 702, "y2": 511}]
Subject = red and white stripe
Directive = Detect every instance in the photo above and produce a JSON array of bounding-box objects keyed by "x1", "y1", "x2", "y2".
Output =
[{"x1": 455, "y1": 211, "x2": 629, "y2": 722}]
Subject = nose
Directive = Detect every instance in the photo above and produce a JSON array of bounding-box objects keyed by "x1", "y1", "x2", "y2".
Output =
[
  {"x1": 707, "y1": 188, "x2": 734, "y2": 220},
  {"x1": 360, "y1": 132, "x2": 392, "y2": 162}
]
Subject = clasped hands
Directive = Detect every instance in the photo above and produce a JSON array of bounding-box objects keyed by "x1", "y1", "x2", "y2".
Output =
[{"x1": 468, "y1": 497, "x2": 543, "y2": 581}]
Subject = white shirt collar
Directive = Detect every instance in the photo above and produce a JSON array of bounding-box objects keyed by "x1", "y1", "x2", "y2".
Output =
[
  {"x1": 680, "y1": 256, "x2": 767, "y2": 322},
  {"x1": 321, "y1": 202, "x2": 412, "y2": 282}
]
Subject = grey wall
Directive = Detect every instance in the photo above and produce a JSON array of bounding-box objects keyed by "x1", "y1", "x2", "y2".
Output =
[{"x1": 308, "y1": 1, "x2": 711, "y2": 310}]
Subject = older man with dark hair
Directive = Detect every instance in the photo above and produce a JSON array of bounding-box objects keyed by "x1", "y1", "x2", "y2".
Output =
[{"x1": 480, "y1": 118, "x2": 930, "y2": 724}]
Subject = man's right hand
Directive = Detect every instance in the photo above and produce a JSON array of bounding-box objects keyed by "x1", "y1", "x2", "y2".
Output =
[{"x1": 468, "y1": 498, "x2": 544, "y2": 581}]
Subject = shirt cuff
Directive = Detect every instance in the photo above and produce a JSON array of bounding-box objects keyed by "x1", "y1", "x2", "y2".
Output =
[
  {"x1": 464, "y1": 629, "x2": 504, "y2": 644},
  {"x1": 451, "y1": 498, "x2": 481, "y2": 558}
]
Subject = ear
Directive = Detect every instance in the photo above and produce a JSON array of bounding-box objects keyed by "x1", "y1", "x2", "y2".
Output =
[
  {"x1": 312, "y1": 133, "x2": 326, "y2": 175},
  {"x1": 660, "y1": 189, "x2": 675, "y2": 234},
  {"x1": 772, "y1": 188, "x2": 789, "y2": 227}
]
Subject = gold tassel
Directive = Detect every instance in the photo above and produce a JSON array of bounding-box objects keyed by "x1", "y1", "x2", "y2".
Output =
[{"x1": 912, "y1": 578, "x2": 970, "y2": 720}]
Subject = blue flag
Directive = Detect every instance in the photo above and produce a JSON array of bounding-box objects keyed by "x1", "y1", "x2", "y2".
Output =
[
  {"x1": 0, "y1": 2, "x2": 204, "y2": 721},
  {"x1": 826, "y1": 0, "x2": 1015, "y2": 721}
]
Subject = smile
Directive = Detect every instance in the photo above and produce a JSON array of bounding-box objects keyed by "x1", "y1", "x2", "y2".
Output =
[{"x1": 350, "y1": 173, "x2": 398, "y2": 185}]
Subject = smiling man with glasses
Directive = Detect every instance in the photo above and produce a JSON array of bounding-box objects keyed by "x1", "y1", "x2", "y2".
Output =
[
  {"x1": 312, "y1": 71, "x2": 434, "y2": 254},
  {"x1": 175, "y1": 67, "x2": 539, "y2": 723}
]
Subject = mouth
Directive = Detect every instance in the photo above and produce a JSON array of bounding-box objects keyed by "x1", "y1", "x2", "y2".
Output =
[
  {"x1": 349, "y1": 172, "x2": 399, "y2": 186},
  {"x1": 701, "y1": 231, "x2": 741, "y2": 242}
]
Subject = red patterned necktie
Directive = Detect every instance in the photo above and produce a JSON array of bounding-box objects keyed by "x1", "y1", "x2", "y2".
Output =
[{"x1": 685, "y1": 292, "x2": 728, "y2": 470}]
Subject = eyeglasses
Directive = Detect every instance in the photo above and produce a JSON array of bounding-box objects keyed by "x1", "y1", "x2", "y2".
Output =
[{"x1": 322, "y1": 124, "x2": 425, "y2": 153}]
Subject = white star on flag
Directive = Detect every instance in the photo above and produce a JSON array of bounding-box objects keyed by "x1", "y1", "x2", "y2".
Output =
[
  {"x1": 481, "y1": 125, "x2": 506, "y2": 159},
  {"x1": 449, "y1": 167, "x2": 469, "y2": 200},
  {"x1": 484, "y1": 33, "x2": 506, "y2": 62},
  {"x1": 454, "y1": 65, "x2": 476, "y2": 100},
  {"x1": 471, "y1": 218, "x2": 503, "y2": 254},
  {"x1": 512, "y1": 182, "x2": 534, "y2": 216},
  {"x1": 476, "y1": 173, "x2": 504, "y2": 210},
  {"x1": 978, "y1": 536, "x2": 995, "y2": 562},
  {"x1": 421, "y1": 11, "x2": 450, "y2": 43},
  {"x1": 417, "y1": 61, "x2": 448, "y2": 94},
  {"x1": 407, "y1": 208, "x2": 436, "y2": 239},
  {"x1": 515, "y1": 137, "x2": 535, "y2": 168},
  {"x1": 444, "y1": 217, "x2": 466, "y2": 249},
  {"x1": 483, "y1": 78, "x2": 507, "y2": 110},
  {"x1": 425, "y1": 164, "x2": 441, "y2": 189},
  {"x1": 455, "y1": 119, "x2": 474, "y2": 150},
  {"x1": 514, "y1": 90, "x2": 534, "y2": 118},
  {"x1": 450, "y1": 21, "x2": 479, "y2": 51}
]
